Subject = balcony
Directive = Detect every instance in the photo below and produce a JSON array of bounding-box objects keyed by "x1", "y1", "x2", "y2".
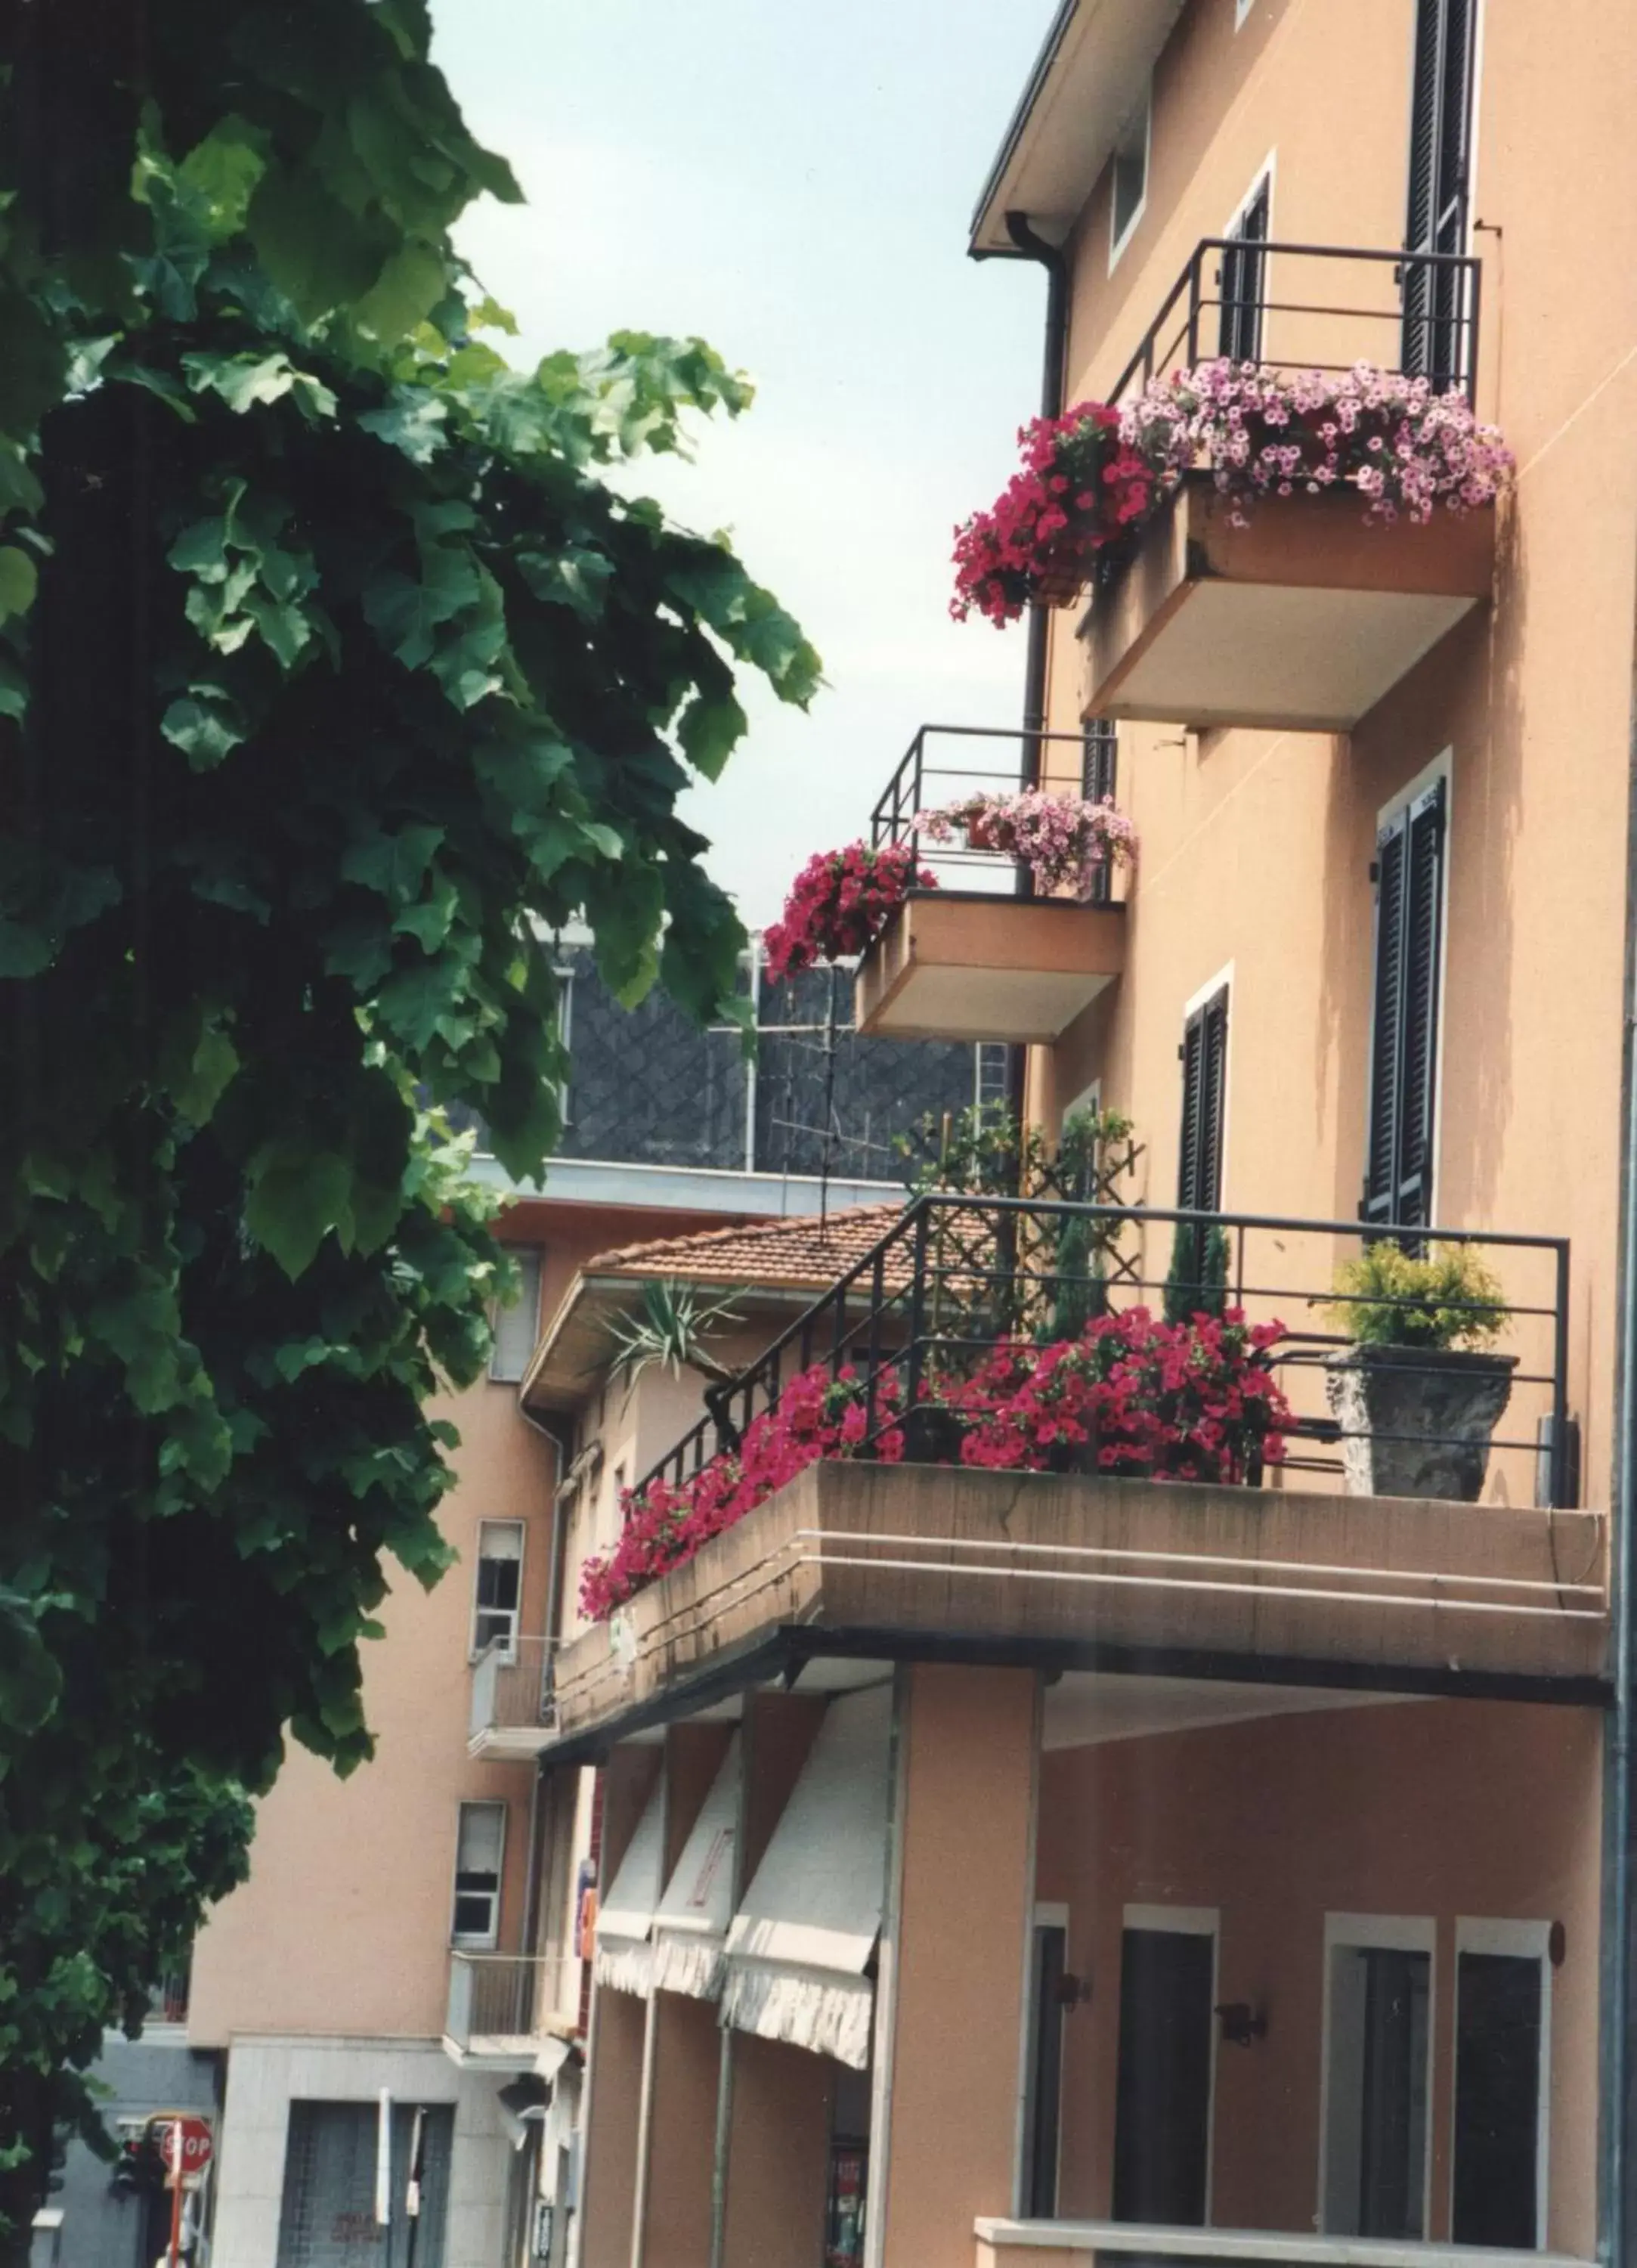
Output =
[
  {"x1": 855, "y1": 726, "x2": 1127, "y2": 1044},
  {"x1": 443, "y1": 1952, "x2": 571, "y2": 2070},
  {"x1": 468, "y1": 1635, "x2": 555, "y2": 1758},
  {"x1": 1084, "y1": 241, "x2": 1496, "y2": 732},
  {"x1": 973, "y1": 2218, "x2": 1592, "y2": 2268},
  {"x1": 548, "y1": 1197, "x2": 1604, "y2": 1748}
]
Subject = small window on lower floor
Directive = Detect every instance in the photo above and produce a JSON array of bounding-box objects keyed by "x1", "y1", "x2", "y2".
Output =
[
  {"x1": 452, "y1": 1801, "x2": 506, "y2": 1947},
  {"x1": 471, "y1": 1520, "x2": 524, "y2": 1659}
]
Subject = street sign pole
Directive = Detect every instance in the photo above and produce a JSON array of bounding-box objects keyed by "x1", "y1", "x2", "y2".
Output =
[{"x1": 166, "y1": 2127, "x2": 184, "y2": 2268}]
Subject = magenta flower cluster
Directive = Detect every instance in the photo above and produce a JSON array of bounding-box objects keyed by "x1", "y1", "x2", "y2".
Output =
[
  {"x1": 578, "y1": 1310, "x2": 1292, "y2": 1621},
  {"x1": 762, "y1": 840, "x2": 938, "y2": 981},
  {"x1": 955, "y1": 361, "x2": 1514, "y2": 625},
  {"x1": 578, "y1": 1362, "x2": 905, "y2": 1621},
  {"x1": 921, "y1": 789, "x2": 1138, "y2": 900}
]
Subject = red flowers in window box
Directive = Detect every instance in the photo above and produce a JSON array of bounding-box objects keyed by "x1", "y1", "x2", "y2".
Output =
[{"x1": 762, "y1": 840, "x2": 938, "y2": 981}]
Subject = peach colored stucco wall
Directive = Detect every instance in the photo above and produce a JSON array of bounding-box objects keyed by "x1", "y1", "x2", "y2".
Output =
[
  {"x1": 880, "y1": 1665, "x2": 1038, "y2": 2267},
  {"x1": 1034, "y1": 1697, "x2": 1601, "y2": 2255},
  {"x1": 185, "y1": 1194, "x2": 723, "y2": 2048},
  {"x1": 1026, "y1": 0, "x2": 1637, "y2": 1510},
  {"x1": 187, "y1": 1360, "x2": 555, "y2": 2045}
]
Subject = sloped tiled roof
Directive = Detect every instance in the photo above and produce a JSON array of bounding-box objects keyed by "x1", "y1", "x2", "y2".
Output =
[{"x1": 581, "y1": 1203, "x2": 907, "y2": 1290}]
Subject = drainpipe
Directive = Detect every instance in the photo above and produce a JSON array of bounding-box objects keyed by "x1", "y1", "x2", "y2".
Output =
[
  {"x1": 973, "y1": 211, "x2": 1069, "y2": 1134},
  {"x1": 1601, "y1": 646, "x2": 1637, "y2": 2263}
]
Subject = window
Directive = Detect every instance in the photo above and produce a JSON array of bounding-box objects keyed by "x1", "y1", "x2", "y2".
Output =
[
  {"x1": 974, "y1": 1043, "x2": 1010, "y2": 1114},
  {"x1": 1402, "y1": 0, "x2": 1478, "y2": 388},
  {"x1": 471, "y1": 1520, "x2": 524, "y2": 1660},
  {"x1": 1112, "y1": 1907, "x2": 1217, "y2": 2226},
  {"x1": 1177, "y1": 984, "x2": 1230, "y2": 1213},
  {"x1": 1452, "y1": 1920, "x2": 1550, "y2": 2248},
  {"x1": 1235, "y1": 0, "x2": 1257, "y2": 22},
  {"x1": 1362, "y1": 774, "x2": 1447, "y2": 1232},
  {"x1": 1109, "y1": 83, "x2": 1151, "y2": 268},
  {"x1": 451, "y1": 1802, "x2": 506, "y2": 1947},
  {"x1": 1082, "y1": 721, "x2": 1119, "y2": 906},
  {"x1": 1322, "y1": 1917, "x2": 1434, "y2": 2239},
  {"x1": 1219, "y1": 174, "x2": 1271, "y2": 365},
  {"x1": 488, "y1": 1247, "x2": 543, "y2": 1383},
  {"x1": 1020, "y1": 1907, "x2": 1069, "y2": 2216}
]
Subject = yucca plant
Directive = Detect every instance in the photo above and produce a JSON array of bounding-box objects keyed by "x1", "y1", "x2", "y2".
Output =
[{"x1": 605, "y1": 1279, "x2": 747, "y2": 1396}]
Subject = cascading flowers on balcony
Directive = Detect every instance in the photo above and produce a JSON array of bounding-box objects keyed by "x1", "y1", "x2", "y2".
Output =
[
  {"x1": 954, "y1": 360, "x2": 1514, "y2": 625},
  {"x1": 921, "y1": 788, "x2": 1137, "y2": 899},
  {"x1": 952, "y1": 402, "x2": 1167, "y2": 626},
  {"x1": 578, "y1": 1311, "x2": 1292, "y2": 1620},
  {"x1": 762, "y1": 840, "x2": 938, "y2": 981}
]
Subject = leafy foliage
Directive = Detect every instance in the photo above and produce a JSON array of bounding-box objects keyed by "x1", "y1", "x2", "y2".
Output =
[
  {"x1": 0, "y1": 0, "x2": 819, "y2": 2245},
  {"x1": 1326, "y1": 1239, "x2": 1506, "y2": 1351}
]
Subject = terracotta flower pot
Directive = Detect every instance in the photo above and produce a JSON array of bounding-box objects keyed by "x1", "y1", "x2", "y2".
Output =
[{"x1": 1323, "y1": 1344, "x2": 1517, "y2": 1502}]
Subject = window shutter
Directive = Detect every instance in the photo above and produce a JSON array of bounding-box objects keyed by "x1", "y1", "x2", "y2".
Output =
[
  {"x1": 1177, "y1": 987, "x2": 1230, "y2": 1213},
  {"x1": 1082, "y1": 721, "x2": 1119, "y2": 906},
  {"x1": 1363, "y1": 779, "x2": 1446, "y2": 1231},
  {"x1": 1402, "y1": 0, "x2": 1476, "y2": 387},
  {"x1": 1218, "y1": 177, "x2": 1270, "y2": 365},
  {"x1": 489, "y1": 1248, "x2": 544, "y2": 1382}
]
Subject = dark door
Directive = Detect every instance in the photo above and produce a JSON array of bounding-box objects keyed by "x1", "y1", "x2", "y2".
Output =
[
  {"x1": 1111, "y1": 1927, "x2": 1215, "y2": 2226},
  {"x1": 1401, "y1": 0, "x2": 1478, "y2": 389},
  {"x1": 1022, "y1": 1923, "x2": 1067, "y2": 2217},
  {"x1": 1357, "y1": 1950, "x2": 1431, "y2": 2237},
  {"x1": 1453, "y1": 1951, "x2": 1543, "y2": 2247},
  {"x1": 1219, "y1": 177, "x2": 1270, "y2": 366}
]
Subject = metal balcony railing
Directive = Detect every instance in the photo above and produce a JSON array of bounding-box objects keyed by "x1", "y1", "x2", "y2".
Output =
[
  {"x1": 637, "y1": 1194, "x2": 1574, "y2": 1514},
  {"x1": 1112, "y1": 237, "x2": 1482, "y2": 407},
  {"x1": 468, "y1": 1635, "x2": 556, "y2": 1744},
  {"x1": 869, "y1": 723, "x2": 1126, "y2": 907},
  {"x1": 444, "y1": 1952, "x2": 568, "y2": 2052}
]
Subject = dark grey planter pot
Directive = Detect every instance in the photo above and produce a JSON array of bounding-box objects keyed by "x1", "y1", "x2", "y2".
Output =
[{"x1": 1323, "y1": 1344, "x2": 1518, "y2": 1502}]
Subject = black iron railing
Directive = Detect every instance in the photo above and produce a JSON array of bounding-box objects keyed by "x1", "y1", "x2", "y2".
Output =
[
  {"x1": 1112, "y1": 238, "x2": 1483, "y2": 407},
  {"x1": 869, "y1": 723, "x2": 1125, "y2": 906},
  {"x1": 638, "y1": 1195, "x2": 1572, "y2": 1510}
]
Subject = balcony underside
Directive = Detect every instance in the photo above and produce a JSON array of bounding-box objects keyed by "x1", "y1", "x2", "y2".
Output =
[
  {"x1": 973, "y1": 2217, "x2": 1592, "y2": 2267},
  {"x1": 547, "y1": 1461, "x2": 1607, "y2": 1749},
  {"x1": 1085, "y1": 476, "x2": 1496, "y2": 732},
  {"x1": 467, "y1": 1722, "x2": 555, "y2": 1761},
  {"x1": 856, "y1": 892, "x2": 1124, "y2": 1043}
]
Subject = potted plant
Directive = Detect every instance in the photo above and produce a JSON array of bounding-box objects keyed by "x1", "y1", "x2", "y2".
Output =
[
  {"x1": 921, "y1": 789, "x2": 1137, "y2": 899},
  {"x1": 1323, "y1": 1241, "x2": 1515, "y2": 1501},
  {"x1": 763, "y1": 840, "x2": 937, "y2": 980}
]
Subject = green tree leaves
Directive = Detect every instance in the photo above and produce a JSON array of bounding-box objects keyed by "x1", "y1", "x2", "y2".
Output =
[{"x1": 0, "y1": 2, "x2": 822, "y2": 2247}]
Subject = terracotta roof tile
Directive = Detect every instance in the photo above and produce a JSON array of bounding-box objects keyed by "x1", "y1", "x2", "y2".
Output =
[{"x1": 582, "y1": 1203, "x2": 908, "y2": 1290}]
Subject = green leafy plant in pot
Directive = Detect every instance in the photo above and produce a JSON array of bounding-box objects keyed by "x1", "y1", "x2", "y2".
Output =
[{"x1": 1323, "y1": 1241, "x2": 1515, "y2": 1501}]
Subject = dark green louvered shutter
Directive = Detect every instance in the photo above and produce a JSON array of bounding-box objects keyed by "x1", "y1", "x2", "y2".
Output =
[
  {"x1": 1178, "y1": 987, "x2": 1229, "y2": 1213},
  {"x1": 1218, "y1": 176, "x2": 1270, "y2": 365},
  {"x1": 1363, "y1": 778, "x2": 1447, "y2": 1231},
  {"x1": 1082, "y1": 720, "x2": 1119, "y2": 906},
  {"x1": 1402, "y1": 0, "x2": 1477, "y2": 389}
]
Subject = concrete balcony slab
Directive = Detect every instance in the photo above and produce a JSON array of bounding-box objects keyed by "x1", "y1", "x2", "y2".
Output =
[
  {"x1": 1085, "y1": 476, "x2": 1496, "y2": 733},
  {"x1": 856, "y1": 892, "x2": 1125, "y2": 1044}
]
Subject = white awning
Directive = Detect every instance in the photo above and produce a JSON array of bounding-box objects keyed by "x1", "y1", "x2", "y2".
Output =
[
  {"x1": 651, "y1": 1734, "x2": 742, "y2": 2000},
  {"x1": 719, "y1": 1684, "x2": 893, "y2": 2069},
  {"x1": 593, "y1": 1778, "x2": 664, "y2": 1997}
]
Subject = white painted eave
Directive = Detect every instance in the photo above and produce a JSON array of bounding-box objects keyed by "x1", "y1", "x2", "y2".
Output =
[
  {"x1": 969, "y1": 0, "x2": 1186, "y2": 256},
  {"x1": 470, "y1": 1154, "x2": 905, "y2": 1217}
]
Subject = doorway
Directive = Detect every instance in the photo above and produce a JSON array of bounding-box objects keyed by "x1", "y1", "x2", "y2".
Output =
[
  {"x1": 1110, "y1": 1910, "x2": 1217, "y2": 2226},
  {"x1": 1453, "y1": 1923, "x2": 1549, "y2": 2248},
  {"x1": 1322, "y1": 1922, "x2": 1433, "y2": 2239}
]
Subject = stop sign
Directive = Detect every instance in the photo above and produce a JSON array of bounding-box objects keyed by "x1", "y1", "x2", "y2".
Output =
[{"x1": 153, "y1": 2115, "x2": 213, "y2": 2187}]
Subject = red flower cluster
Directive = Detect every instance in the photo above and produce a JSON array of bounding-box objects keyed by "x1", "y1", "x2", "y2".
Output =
[
  {"x1": 578, "y1": 1363, "x2": 904, "y2": 1621},
  {"x1": 579, "y1": 1312, "x2": 1292, "y2": 1620},
  {"x1": 762, "y1": 840, "x2": 938, "y2": 981},
  {"x1": 947, "y1": 1307, "x2": 1291, "y2": 1483},
  {"x1": 952, "y1": 404, "x2": 1158, "y2": 627}
]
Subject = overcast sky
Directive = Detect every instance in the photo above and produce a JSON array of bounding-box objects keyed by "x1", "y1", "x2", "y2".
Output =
[{"x1": 431, "y1": 0, "x2": 1057, "y2": 928}]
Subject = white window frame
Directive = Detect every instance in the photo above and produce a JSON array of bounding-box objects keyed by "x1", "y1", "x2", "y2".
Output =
[
  {"x1": 1373, "y1": 751, "x2": 1452, "y2": 1228},
  {"x1": 470, "y1": 1518, "x2": 525, "y2": 1663},
  {"x1": 1108, "y1": 79, "x2": 1153, "y2": 271},
  {"x1": 1318, "y1": 1913, "x2": 1437, "y2": 2240},
  {"x1": 488, "y1": 1247, "x2": 544, "y2": 1384},
  {"x1": 1451, "y1": 1916, "x2": 1552, "y2": 2248},
  {"x1": 450, "y1": 1799, "x2": 508, "y2": 1950},
  {"x1": 1121, "y1": 1904, "x2": 1220, "y2": 2225}
]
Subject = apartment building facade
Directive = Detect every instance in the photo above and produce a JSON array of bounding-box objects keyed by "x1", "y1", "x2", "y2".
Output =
[
  {"x1": 522, "y1": 4, "x2": 1637, "y2": 2267},
  {"x1": 128, "y1": 960, "x2": 982, "y2": 2268}
]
